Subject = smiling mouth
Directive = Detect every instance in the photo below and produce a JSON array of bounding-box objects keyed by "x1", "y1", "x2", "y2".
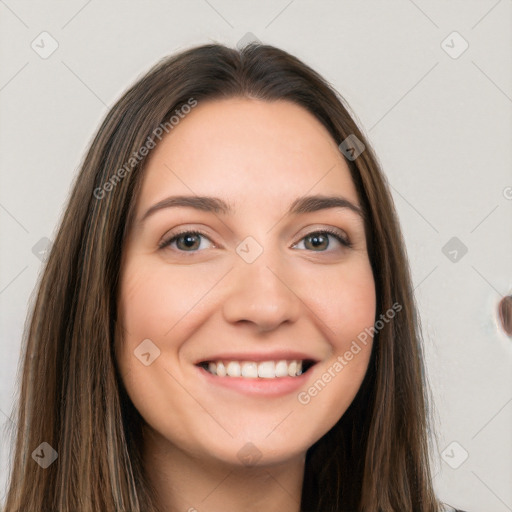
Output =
[{"x1": 196, "y1": 359, "x2": 317, "y2": 379}]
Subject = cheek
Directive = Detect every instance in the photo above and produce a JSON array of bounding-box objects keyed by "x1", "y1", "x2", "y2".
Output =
[
  {"x1": 115, "y1": 257, "x2": 226, "y2": 408},
  {"x1": 115, "y1": 261, "x2": 207, "y2": 443},
  {"x1": 115, "y1": 260, "x2": 182, "y2": 392},
  {"x1": 294, "y1": 259, "x2": 375, "y2": 428},
  {"x1": 309, "y1": 258, "x2": 376, "y2": 344},
  {"x1": 117, "y1": 258, "x2": 216, "y2": 342}
]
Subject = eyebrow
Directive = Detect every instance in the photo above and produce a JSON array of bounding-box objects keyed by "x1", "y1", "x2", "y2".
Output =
[{"x1": 139, "y1": 194, "x2": 364, "y2": 223}]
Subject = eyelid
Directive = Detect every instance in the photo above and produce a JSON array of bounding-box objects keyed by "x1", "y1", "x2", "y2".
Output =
[{"x1": 291, "y1": 222, "x2": 350, "y2": 242}]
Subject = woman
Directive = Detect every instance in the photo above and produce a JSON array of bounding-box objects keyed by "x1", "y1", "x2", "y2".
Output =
[{"x1": 2, "y1": 42, "x2": 469, "y2": 512}]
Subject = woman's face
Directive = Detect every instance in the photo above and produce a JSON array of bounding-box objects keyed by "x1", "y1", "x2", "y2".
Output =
[{"x1": 116, "y1": 98, "x2": 376, "y2": 466}]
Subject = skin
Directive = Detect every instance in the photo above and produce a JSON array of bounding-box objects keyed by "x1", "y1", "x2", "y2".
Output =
[{"x1": 116, "y1": 98, "x2": 376, "y2": 512}]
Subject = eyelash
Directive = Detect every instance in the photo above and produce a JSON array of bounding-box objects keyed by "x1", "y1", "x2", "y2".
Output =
[{"x1": 158, "y1": 228, "x2": 352, "y2": 253}]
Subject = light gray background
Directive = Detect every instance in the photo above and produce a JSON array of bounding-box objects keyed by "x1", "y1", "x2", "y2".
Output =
[{"x1": 1, "y1": 1, "x2": 511, "y2": 510}]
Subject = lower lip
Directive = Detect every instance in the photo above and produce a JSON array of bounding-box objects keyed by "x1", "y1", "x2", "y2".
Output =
[{"x1": 195, "y1": 365, "x2": 315, "y2": 397}]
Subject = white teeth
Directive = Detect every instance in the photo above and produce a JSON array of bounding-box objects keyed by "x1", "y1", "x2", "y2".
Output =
[
  {"x1": 241, "y1": 362, "x2": 258, "y2": 378},
  {"x1": 258, "y1": 361, "x2": 275, "y2": 379},
  {"x1": 226, "y1": 361, "x2": 241, "y2": 377},
  {"x1": 203, "y1": 359, "x2": 308, "y2": 378},
  {"x1": 216, "y1": 361, "x2": 226, "y2": 377},
  {"x1": 275, "y1": 360, "x2": 289, "y2": 377}
]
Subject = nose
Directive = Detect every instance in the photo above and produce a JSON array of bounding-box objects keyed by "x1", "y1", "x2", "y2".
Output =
[{"x1": 222, "y1": 255, "x2": 302, "y2": 333}]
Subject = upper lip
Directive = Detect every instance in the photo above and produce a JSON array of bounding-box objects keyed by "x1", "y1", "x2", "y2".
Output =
[{"x1": 194, "y1": 351, "x2": 320, "y2": 365}]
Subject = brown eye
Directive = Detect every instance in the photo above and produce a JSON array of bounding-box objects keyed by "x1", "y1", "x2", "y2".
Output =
[
  {"x1": 304, "y1": 233, "x2": 330, "y2": 251},
  {"x1": 158, "y1": 230, "x2": 213, "y2": 252},
  {"x1": 175, "y1": 233, "x2": 201, "y2": 251},
  {"x1": 294, "y1": 229, "x2": 351, "y2": 252}
]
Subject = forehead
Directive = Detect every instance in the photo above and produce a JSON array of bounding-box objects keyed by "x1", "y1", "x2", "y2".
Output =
[{"x1": 138, "y1": 98, "x2": 359, "y2": 213}]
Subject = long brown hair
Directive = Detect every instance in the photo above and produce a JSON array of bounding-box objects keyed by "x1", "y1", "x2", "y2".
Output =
[{"x1": 2, "y1": 42, "x2": 443, "y2": 511}]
